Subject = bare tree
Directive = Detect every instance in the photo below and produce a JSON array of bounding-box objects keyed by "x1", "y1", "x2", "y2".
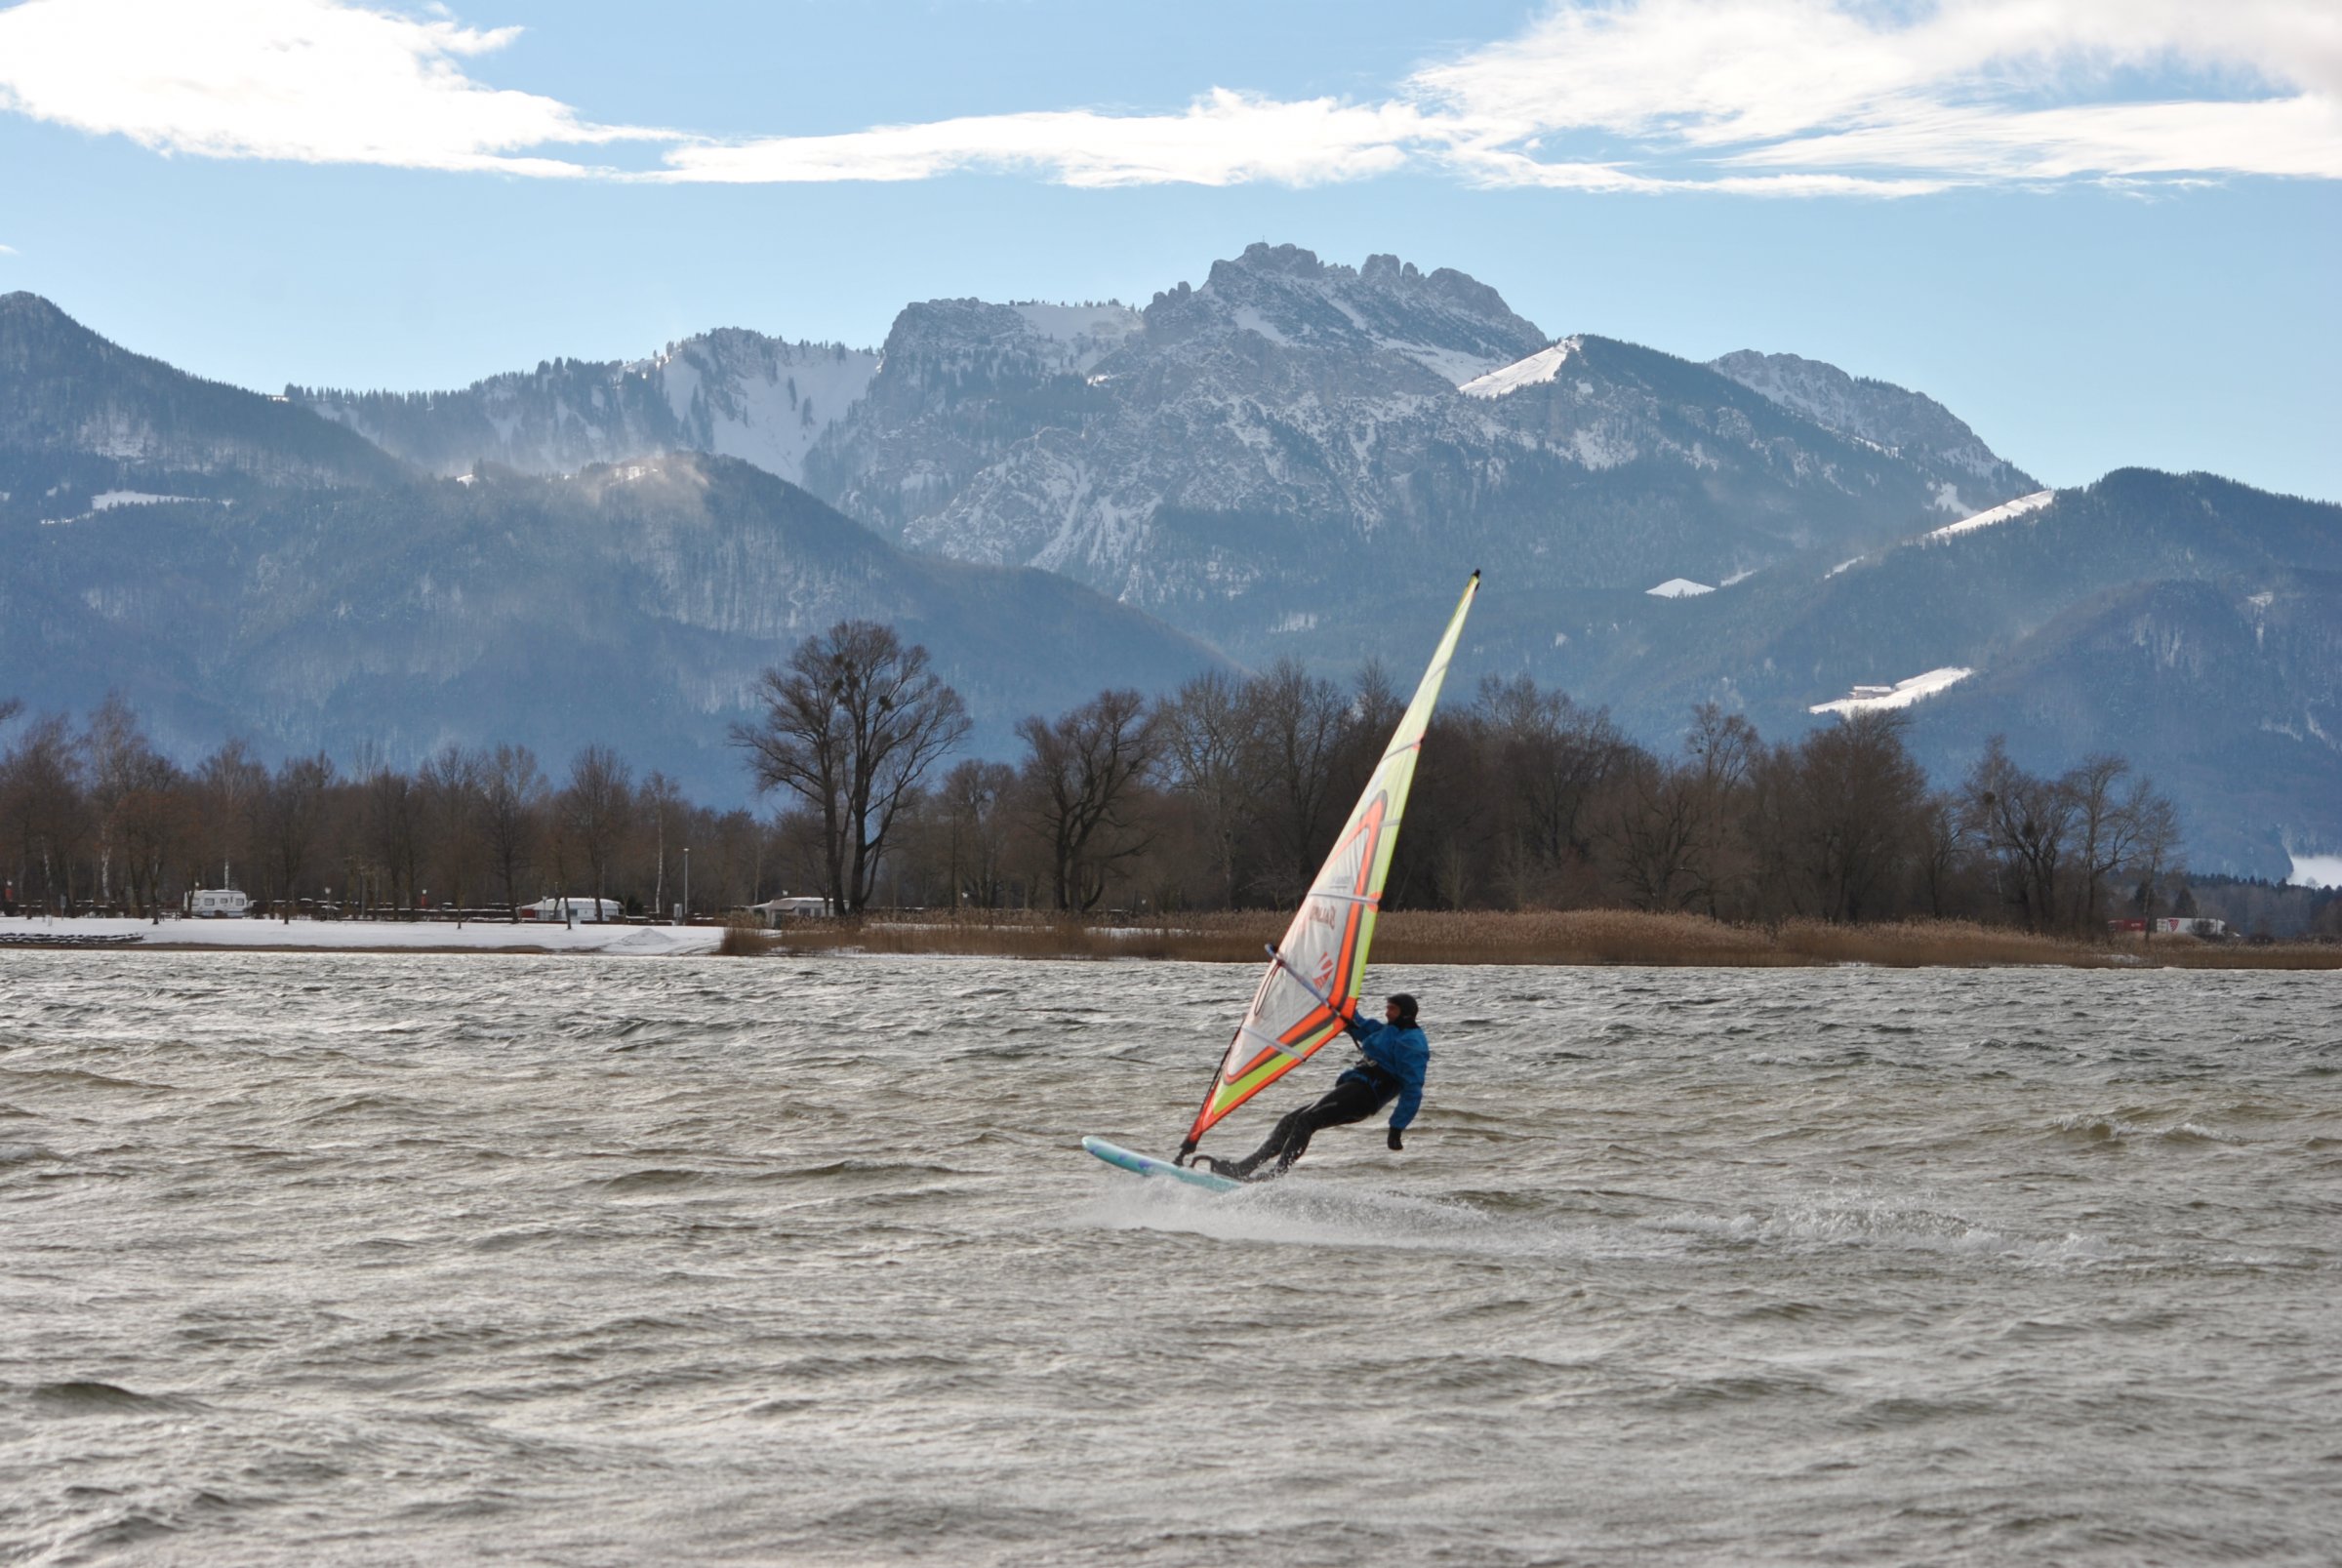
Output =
[
  {"x1": 362, "y1": 756, "x2": 423, "y2": 912},
  {"x1": 638, "y1": 770, "x2": 686, "y2": 915},
  {"x1": 1249, "y1": 660, "x2": 1353, "y2": 901},
  {"x1": 257, "y1": 753, "x2": 336, "y2": 921},
  {"x1": 1790, "y1": 710, "x2": 1929, "y2": 922},
  {"x1": 1154, "y1": 669, "x2": 1263, "y2": 908},
  {"x1": 937, "y1": 758, "x2": 1019, "y2": 909},
  {"x1": 192, "y1": 739, "x2": 266, "y2": 895},
  {"x1": 560, "y1": 744, "x2": 634, "y2": 906},
  {"x1": 1601, "y1": 754, "x2": 1704, "y2": 911},
  {"x1": 1475, "y1": 675, "x2": 1630, "y2": 903},
  {"x1": 1962, "y1": 737, "x2": 2074, "y2": 931},
  {"x1": 731, "y1": 622, "x2": 970, "y2": 914},
  {"x1": 2067, "y1": 754, "x2": 2181, "y2": 935},
  {"x1": 1679, "y1": 704, "x2": 1761, "y2": 918},
  {"x1": 419, "y1": 745, "x2": 489, "y2": 909},
  {"x1": 1, "y1": 714, "x2": 85, "y2": 912},
  {"x1": 81, "y1": 693, "x2": 160, "y2": 909},
  {"x1": 1019, "y1": 688, "x2": 1160, "y2": 911},
  {"x1": 480, "y1": 744, "x2": 545, "y2": 919}
]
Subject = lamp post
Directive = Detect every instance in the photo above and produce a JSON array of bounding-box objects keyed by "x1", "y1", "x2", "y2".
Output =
[{"x1": 682, "y1": 847, "x2": 691, "y2": 925}]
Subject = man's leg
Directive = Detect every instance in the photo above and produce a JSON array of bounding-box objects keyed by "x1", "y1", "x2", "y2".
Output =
[{"x1": 1227, "y1": 1077, "x2": 1388, "y2": 1178}]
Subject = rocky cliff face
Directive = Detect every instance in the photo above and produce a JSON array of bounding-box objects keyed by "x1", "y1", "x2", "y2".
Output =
[
  {"x1": 1709, "y1": 348, "x2": 2029, "y2": 504},
  {"x1": 801, "y1": 246, "x2": 2039, "y2": 659}
]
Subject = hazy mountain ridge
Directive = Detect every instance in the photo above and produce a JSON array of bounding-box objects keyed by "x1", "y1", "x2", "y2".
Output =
[
  {"x1": 298, "y1": 329, "x2": 882, "y2": 488},
  {"x1": 2, "y1": 292, "x2": 405, "y2": 515},
  {"x1": 2, "y1": 302, "x2": 1221, "y2": 799},
  {"x1": 1513, "y1": 468, "x2": 2342, "y2": 873}
]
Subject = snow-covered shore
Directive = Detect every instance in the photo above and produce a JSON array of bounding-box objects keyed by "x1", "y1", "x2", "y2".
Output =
[{"x1": 1, "y1": 916, "x2": 725, "y2": 956}]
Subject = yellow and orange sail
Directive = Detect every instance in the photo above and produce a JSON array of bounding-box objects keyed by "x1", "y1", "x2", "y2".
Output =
[{"x1": 1182, "y1": 572, "x2": 1479, "y2": 1153}]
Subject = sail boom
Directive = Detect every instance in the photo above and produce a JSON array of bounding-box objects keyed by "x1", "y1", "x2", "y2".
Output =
[{"x1": 1236, "y1": 1024, "x2": 1312, "y2": 1062}]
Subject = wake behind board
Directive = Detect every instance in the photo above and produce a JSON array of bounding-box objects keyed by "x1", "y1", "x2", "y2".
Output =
[{"x1": 1081, "y1": 1136, "x2": 1241, "y2": 1193}]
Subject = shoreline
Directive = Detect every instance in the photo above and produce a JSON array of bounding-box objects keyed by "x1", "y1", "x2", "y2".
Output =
[
  {"x1": 13, "y1": 910, "x2": 2334, "y2": 969},
  {"x1": 1, "y1": 916, "x2": 722, "y2": 957}
]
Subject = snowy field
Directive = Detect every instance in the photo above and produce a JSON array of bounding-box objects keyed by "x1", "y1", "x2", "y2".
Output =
[{"x1": 1, "y1": 916, "x2": 724, "y2": 956}]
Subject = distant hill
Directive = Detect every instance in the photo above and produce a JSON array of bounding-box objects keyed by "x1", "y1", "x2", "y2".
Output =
[
  {"x1": 0, "y1": 301, "x2": 1223, "y2": 801},
  {"x1": 1510, "y1": 469, "x2": 2342, "y2": 875}
]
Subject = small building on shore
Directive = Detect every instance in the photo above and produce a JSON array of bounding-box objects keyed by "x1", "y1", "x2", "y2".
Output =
[{"x1": 184, "y1": 888, "x2": 250, "y2": 918}]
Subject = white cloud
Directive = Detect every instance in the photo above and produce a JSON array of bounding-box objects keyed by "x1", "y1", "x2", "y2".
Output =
[
  {"x1": 0, "y1": 0, "x2": 2335, "y2": 193},
  {"x1": 0, "y1": 0, "x2": 665, "y2": 175},
  {"x1": 660, "y1": 90, "x2": 1429, "y2": 188},
  {"x1": 0, "y1": 242, "x2": 18, "y2": 255},
  {"x1": 1413, "y1": 0, "x2": 2342, "y2": 186}
]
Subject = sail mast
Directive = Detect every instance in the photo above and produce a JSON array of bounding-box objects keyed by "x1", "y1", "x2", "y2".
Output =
[{"x1": 1181, "y1": 572, "x2": 1480, "y2": 1154}]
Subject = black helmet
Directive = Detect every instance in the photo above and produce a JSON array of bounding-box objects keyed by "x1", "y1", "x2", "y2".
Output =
[{"x1": 1386, "y1": 992, "x2": 1418, "y2": 1025}]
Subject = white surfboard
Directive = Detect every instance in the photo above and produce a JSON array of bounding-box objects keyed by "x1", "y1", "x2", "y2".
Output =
[{"x1": 1080, "y1": 1136, "x2": 1242, "y2": 1192}]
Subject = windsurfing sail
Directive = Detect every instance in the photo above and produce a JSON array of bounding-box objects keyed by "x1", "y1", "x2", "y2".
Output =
[{"x1": 1179, "y1": 572, "x2": 1480, "y2": 1156}]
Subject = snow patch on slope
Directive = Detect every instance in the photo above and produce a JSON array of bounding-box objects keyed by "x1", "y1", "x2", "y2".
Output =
[
  {"x1": 1810, "y1": 667, "x2": 1974, "y2": 716},
  {"x1": 1647, "y1": 578, "x2": 1715, "y2": 598},
  {"x1": 1926, "y1": 489, "x2": 2054, "y2": 541},
  {"x1": 1459, "y1": 339, "x2": 1579, "y2": 399}
]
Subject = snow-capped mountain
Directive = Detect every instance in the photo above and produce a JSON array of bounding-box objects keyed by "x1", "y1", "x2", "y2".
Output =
[
  {"x1": 295, "y1": 245, "x2": 2041, "y2": 668},
  {"x1": 801, "y1": 244, "x2": 2041, "y2": 654},
  {"x1": 297, "y1": 329, "x2": 882, "y2": 487}
]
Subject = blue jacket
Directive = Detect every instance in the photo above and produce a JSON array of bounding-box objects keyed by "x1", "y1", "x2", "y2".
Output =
[{"x1": 1339, "y1": 1012, "x2": 1429, "y2": 1132}]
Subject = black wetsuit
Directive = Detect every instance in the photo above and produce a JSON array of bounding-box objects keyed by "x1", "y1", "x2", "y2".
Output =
[{"x1": 1226, "y1": 1068, "x2": 1398, "y2": 1178}]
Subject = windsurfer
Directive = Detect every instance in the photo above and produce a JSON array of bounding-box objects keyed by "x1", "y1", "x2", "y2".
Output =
[{"x1": 1200, "y1": 994, "x2": 1427, "y2": 1181}]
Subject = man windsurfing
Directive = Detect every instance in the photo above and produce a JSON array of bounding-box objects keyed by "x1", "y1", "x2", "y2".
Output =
[{"x1": 1198, "y1": 993, "x2": 1427, "y2": 1181}]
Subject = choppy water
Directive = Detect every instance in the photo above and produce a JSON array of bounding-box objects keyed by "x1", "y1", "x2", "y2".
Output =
[{"x1": 2, "y1": 953, "x2": 2337, "y2": 1566}]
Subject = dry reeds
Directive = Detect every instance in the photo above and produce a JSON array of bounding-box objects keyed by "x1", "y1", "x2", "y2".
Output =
[
  {"x1": 716, "y1": 917, "x2": 780, "y2": 956},
  {"x1": 738, "y1": 906, "x2": 2342, "y2": 970}
]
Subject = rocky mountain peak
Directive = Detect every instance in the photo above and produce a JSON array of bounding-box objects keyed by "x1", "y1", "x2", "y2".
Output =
[{"x1": 1144, "y1": 244, "x2": 1547, "y2": 382}]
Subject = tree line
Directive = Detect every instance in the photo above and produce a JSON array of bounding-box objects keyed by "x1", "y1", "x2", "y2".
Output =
[
  {"x1": 4, "y1": 621, "x2": 2192, "y2": 935},
  {"x1": 732, "y1": 623, "x2": 2190, "y2": 936},
  {"x1": 0, "y1": 696, "x2": 778, "y2": 922}
]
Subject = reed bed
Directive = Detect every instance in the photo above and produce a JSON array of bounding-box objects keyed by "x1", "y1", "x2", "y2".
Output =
[{"x1": 753, "y1": 907, "x2": 2340, "y2": 969}]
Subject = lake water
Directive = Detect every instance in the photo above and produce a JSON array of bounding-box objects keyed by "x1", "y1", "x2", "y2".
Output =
[{"x1": 3, "y1": 953, "x2": 2337, "y2": 1565}]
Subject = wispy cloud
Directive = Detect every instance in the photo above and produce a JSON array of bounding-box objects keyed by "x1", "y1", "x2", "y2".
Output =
[
  {"x1": 1414, "y1": 0, "x2": 2342, "y2": 187},
  {"x1": 2, "y1": 0, "x2": 2336, "y2": 194},
  {"x1": 661, "y1": 91, "x2": 1431, "y2": 188},
  {"x1": 0, "y1": 242, "x2": 18, "y2": 256},
  {"x1": 0, "y1": 0, "x2": 665, "y2": 176}
]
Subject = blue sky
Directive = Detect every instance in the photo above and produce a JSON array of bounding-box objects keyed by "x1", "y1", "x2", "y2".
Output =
[{"x1": 3, "y1": 0, "x2": 2337, "y2": 499}]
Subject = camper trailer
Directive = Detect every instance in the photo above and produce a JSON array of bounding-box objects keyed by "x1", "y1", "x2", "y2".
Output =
[
  {"x1": 184, "y1": 888, "x2": 249, "y2": 919},
  {"x1": 743, "y1": 895, "x2": 836, "y2": 927},
  {"x1": 525, "y1": 896, "x2": 623, "y2": 923}
]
